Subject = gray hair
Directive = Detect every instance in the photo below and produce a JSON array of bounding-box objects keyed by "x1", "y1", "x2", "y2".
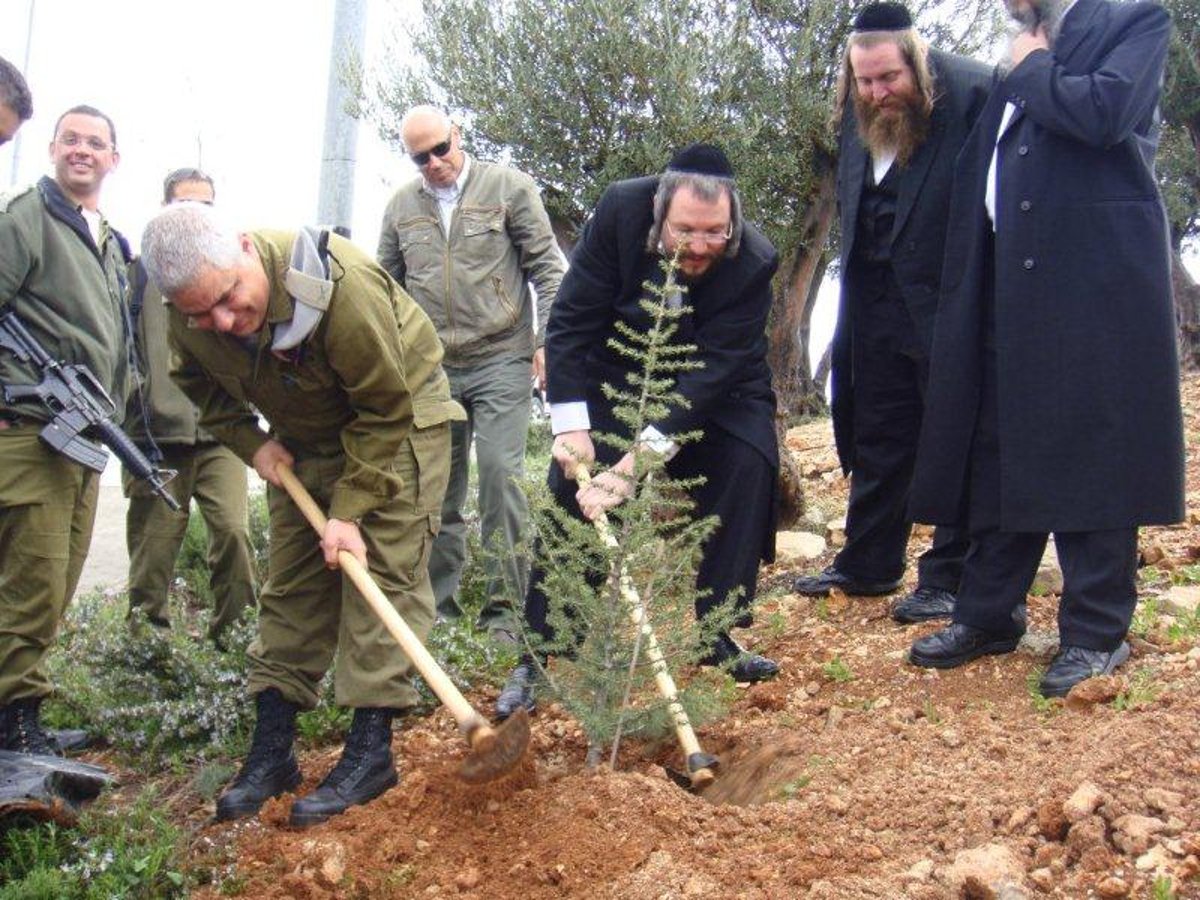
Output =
[
  {"x1": 645, "y1": 171, "x2": 743, "y2": 258},
  {"x1": 141, "y1": 202, "x2": 241, "y2": 298}
]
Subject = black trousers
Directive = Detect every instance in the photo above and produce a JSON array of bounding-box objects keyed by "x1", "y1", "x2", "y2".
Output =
[
  {"x1": 835, "y1": 262, "x2": 967, "y2": 588},
  {"x1": 952, "y1": 245, "x2": 1138, "y2": 651},
  {"x1": 523, "y1": 424, "x2": 775, "y2": 641}
]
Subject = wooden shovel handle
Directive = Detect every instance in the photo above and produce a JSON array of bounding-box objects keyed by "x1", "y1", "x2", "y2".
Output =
[
  {"x1": 275, "y1": 464, "x2": 491, "y2": 741},
  {"x1": 576, "y1": 465, "x2": 714, "y2": 785}
]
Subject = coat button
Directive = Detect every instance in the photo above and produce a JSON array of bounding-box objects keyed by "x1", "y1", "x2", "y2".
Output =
[
  {"x1": 1023, "y1": 258, "x2": 1035, "y2": 270},
  {"x1": 1018, "y1": 145, "x2": 1030, "y2": 156},
  {"x1": 1020, "y1": 200, "x2": 1032, "y2": 211}
]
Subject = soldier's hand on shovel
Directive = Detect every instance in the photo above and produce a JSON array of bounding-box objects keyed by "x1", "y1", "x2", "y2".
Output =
[
  {"x1": 322, "y1": 519, "x2": 367, "y2": 570},
  {"x1": 252, "y1": 439, "x2": 294, "y2": 487}
]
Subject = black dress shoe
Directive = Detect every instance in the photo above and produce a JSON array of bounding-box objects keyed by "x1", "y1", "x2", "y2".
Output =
[
  {"x1": 908, "y1": 623, "x2": 1022, "y2": 669},
  {"x1": 891, "y1": 587, "x2": 956, "y2": 624},
  {"x1": 701, "y1": 632, "x2": 779, "y2": 683},
  {"x1": 1039, "y1": 642, "x2": 1130, "y2": 697},
  {"x1": 792, "y1": 565, "x2": 901, "y2": 597},
  {"x1": 495, "y1": 661, "x2": 538, "y2": 721}
]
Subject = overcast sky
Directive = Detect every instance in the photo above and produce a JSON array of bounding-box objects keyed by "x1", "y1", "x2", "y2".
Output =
[{"x1": 0, "y1": 0, "x2": 417, "y2": 254}]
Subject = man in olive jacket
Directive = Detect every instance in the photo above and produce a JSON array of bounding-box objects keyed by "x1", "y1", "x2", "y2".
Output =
[
  {"x1": 142, "y1": 204, "x2": 463, "y2": 827},
  {"x1": 908, "y1": 0, "x2": 1184, "y2": 697},
  {"x1": 124, "y1": 169, "x2": 255, "y2": 643},
  {"x1": 0, "y1": 106, "x2": 129, "y2": 755},
  {"x1": 377, "y1": 105, "x2": 565, "y2": 636}
]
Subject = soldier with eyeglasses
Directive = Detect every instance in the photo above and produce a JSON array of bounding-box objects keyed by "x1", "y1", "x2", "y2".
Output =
[
  {"x1": 0, "y1": 105, "x2": 130, "y2": 754},
  {"x1": 377, "y1": 105, "x2": 565, "y2": 642},
  {"x1": 495, "y1": 144, "x2": 782, "y2": 721}
]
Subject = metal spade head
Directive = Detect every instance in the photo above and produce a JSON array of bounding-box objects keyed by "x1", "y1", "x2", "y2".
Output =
[{"x1": 457, "y1": 708, "x2": 531, "y2": 784}]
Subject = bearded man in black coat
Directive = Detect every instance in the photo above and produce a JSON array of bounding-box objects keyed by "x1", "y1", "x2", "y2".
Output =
[
  {"x1": 907, "y1": 0, "x2": 1185, "y2": 696},
  {"x1": 793, "y1": 3, "x2": 991, "y2": 624},
  {"x1": 495, "y1": 145, "x2": 783, "y2": 719}
]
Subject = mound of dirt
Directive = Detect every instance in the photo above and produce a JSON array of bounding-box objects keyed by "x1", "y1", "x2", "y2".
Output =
[{"x1": 184, "y1": 376, "x2": 1200, "y2": 899}]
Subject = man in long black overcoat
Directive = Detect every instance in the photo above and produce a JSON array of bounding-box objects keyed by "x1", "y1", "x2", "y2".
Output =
[
  {"x1": 793, "y1": 3, "x2": 991, "y2": 624},
  {"x1": 495, "y1": 145, "x2": 783, "y2": 718},
  {"x1": 907, "y1": 0, "x2": 1185, "y2": 696}
]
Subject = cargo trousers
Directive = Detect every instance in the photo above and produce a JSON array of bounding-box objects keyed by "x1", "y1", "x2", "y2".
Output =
[
  {"x1": 248, "y1": 423, "x2": 450, "y2": 709},
  {"x1": 124, "y1": 442, "x2": 257, "y2": 641},
  {"x1": 0, "y1": 427, "x2": 99, "y2": 703}
]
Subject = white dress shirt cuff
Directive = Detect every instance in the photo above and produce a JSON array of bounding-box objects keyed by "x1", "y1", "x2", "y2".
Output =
[
  {"x1": 550, "y1": 401, "x2": 591, "y2": 435},
  {"x1": 638, "y1": 425, "x2": 680, "y2": 461}
]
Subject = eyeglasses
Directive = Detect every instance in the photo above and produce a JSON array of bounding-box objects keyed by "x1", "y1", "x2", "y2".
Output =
[
  {"x1": 56, "y1": 133, "x2": 112, "y2": 152},
  {"x1": 409, "y1": 135, "x2": 453, "y2": 166},
  {"x1": 664, "y1": 220, "x2": 733, "y2": 246}
]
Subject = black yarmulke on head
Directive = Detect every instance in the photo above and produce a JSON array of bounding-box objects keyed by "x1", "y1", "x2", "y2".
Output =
[
  {"x1": 853, "y1": 2, "x2": 914, "y2": 31},
  {"x1": 666, "y1": 143, "x2": 734, "y2": 179}
]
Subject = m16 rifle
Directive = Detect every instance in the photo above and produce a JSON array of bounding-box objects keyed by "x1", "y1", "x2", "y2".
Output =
[{"x1": 0, "y1": 307, "x2": 180, "y2": 510}]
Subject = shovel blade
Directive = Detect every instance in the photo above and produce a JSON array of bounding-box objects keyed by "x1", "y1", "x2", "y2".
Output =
[{"x1": 458, "y1": 708, "x2": 531, "y2": 784}]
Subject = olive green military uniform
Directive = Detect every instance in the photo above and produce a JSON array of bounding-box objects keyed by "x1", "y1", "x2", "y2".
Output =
[
  {"x1": 169, "y1": 231, "x2": 462, "y2": 709},
  {"x1": 123, "y1": 263, "x2": 256, "y2": 640},
  {"x1": 0, "y1": 177, "x2": 130, "y2": 704}
]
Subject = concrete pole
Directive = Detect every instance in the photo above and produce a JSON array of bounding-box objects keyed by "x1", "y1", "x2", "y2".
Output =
[{"x1": 317, "y1": 0, "x2": 367, "y2": 236}]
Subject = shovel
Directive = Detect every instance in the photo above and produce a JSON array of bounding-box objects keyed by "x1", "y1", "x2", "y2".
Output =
[
  {"x1": 275, "y1": 464, "x2": 530, "y2": 784},
  {"x1": 576, "y1": 464, "x2": 717, "y2": 789}
]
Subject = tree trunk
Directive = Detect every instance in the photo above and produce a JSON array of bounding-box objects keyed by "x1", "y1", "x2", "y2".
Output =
[
  {"x1": 1174, "y1": 247, "x2": 1200, "y2": 370},
  {"x1": 767, "y1": 146, "x2": 838, "y2": 528},
  {"x1": 767, "y1": 148, "x2": 838, "y2": 420}
]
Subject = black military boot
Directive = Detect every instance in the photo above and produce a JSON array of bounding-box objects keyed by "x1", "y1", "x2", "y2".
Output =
[
  {"x1": 214, "y1": 688, "x2": 302, "y2": 822},
  {"x1": 0, "y1": 697, "x2": 57, "y2": 755},
  {"x1": 289, "y1": 707, "x2": 399, "y2": 828}
]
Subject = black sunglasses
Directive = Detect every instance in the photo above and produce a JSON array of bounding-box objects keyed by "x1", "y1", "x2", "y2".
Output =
[{"x1": 409, "y1": 136, "x2": 453, "y2": 166}]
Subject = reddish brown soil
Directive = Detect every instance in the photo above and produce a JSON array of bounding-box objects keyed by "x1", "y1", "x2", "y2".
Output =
[{"x1": 184, "y1": 377, "x2": 1200, "y2": 899}]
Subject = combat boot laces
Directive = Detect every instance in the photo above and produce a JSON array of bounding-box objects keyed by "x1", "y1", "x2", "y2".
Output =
[
  {"x1": 288, "y1": 707, "x2": 398, "y2": 827},
  {"x1": 214, "y1": 688, "x2": 302, "y2": 822}
]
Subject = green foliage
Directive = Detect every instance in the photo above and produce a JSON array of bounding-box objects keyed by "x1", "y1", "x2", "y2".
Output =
[
  {"x1": 820, "y1": 656, "x2": 854, "y2": 683},
  {"x1": 1130, "y1": 596, "x2": 1162, "y2": 639},
  {"x1": 521, "y1": 256, "x2": 737, "y2": 764},
  {"x1": 0, "y1": 791, "x2": 187, "y2": 899},
  {"x1": 1024, "y1": 668, "x2": 1058, "y2": 715},
  {"x1": 45, "y1": 591, "x2": 256, "y2": 765},
  {"x1": 177, "y1": 490, "x2": 269, "y2": 606},
  {"x1": 1150, "y1": 874, "x2": 1178, "y2": 900},
  {"x1": 1113, "y1": 668, "x2": 1160, "y2": 711}
]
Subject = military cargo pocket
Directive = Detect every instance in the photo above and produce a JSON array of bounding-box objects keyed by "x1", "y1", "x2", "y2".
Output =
[{"x1": 408, "y1": 423, "x2": 451, "y2": 515}]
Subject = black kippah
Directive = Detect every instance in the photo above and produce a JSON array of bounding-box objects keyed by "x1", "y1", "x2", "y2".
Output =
[
  {"x1": 666, "y1": 143, "x2": 734, "y2": 179},
  {"x1": 853, "y1": 2, "x2": 914, "y2": 31}
]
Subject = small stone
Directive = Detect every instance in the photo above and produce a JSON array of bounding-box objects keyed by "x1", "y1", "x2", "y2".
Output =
[
  {"x1": 805, "y1": 681, "x2": 821, "y2": 696},
  {"x1": 1066, "y1": 816, "x2": 1108, "y2": 854},
  {"x1": 1029, "y1": 868, "x2": 1055, "y2": 891},
  {"x1": 1163, "y1": 584, "x2": 1200, "y2": 617},
  {"x1": 825, "y1": 793, "x2": 850, "y2": 814},
  {"x1": 1037, "y1": 798, "x2": 1070, "y2": 840},
  {"x1": 1113, "y1": 814, "x2": 1167, "y2": 855},
  {"x1": 1136, "y1": 845, "x2": 1174, "y2": 872},
  {"x1": 1063, "y1": 782, "x2": 1107, "y2": 821},
  {"x1": 454, "y1": 868, "x2": 481, "y2": 891},
  {"x1": 827, "y1": 517, "x2": 846, "y2": 548},
  {"x1": 939, "y1": 728, "x2": 963, "y2": 748},
  {"x1": 415, "y1": 839, "x2": 431, "y2": 852},
  {"x1": 1145, "y1": 787, "x2": 1185, "y2": 814},
  {"x1": 776, "y1": 530, "x2": 827, "y2": 563},
  {"x1": 944, "y1": 843, "x2": 1025, "y2": 897},
  {"x1": 1065, "y1": 675, "x2": 1121, "y2": 709},
  {"x1": 860, "y1": 844, "x2": 883, "y2": 861},
  {"x1": 1095, "y1": 876, "x2": 1130, "y2": 898},
  {"x1": 1006, "y1": 806, "x2": 1034, "y2": 832},
  {"x1": 904, "y1": 860, "x2": 934, "y2": 882},
  {"x1": 824, "y1": 706, "x2": 846, "y2": 732}
]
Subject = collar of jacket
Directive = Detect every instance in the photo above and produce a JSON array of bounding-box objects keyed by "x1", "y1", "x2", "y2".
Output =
[{"x1": 36, "y1": 174, "x2": 132, "y2": 264}]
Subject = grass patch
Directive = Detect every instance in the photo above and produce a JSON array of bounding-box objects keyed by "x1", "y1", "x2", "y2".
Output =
[
  {"x1": 0, "y1": 790, "x2": 188, "y2": 899},
  {"x1": 821, "y1": 656, "x2": 854, "y2": 683},
  {"x1": 1025, "y1": 668, "x2": 1058, "y2": 715},
  {"x1": 1113, "y1": 668, "x2": 1159, "y2": 711}
]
